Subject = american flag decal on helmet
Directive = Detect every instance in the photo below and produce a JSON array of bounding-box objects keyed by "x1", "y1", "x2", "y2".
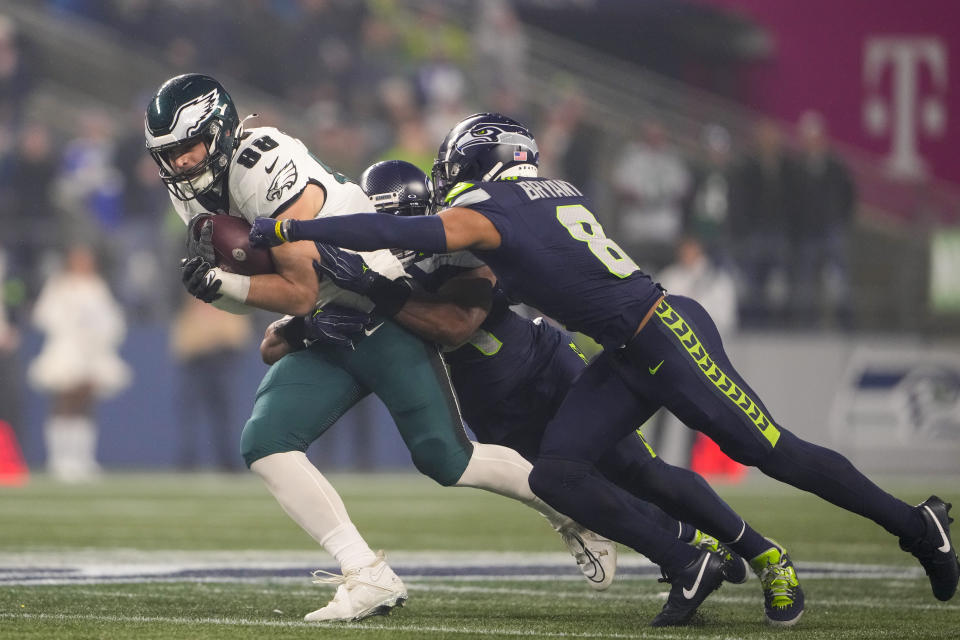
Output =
[{"x1": 514, "y1": 151, "x2": 527, "y2": 162}]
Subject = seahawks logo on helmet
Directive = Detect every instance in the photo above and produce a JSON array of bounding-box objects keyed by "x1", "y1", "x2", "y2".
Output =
[
  {"x1": 455, "y1": 123, "x2": 538, "y2": 156},
  {"x1": 266, "y1": 160, "x2": 298, "y2": 201}
]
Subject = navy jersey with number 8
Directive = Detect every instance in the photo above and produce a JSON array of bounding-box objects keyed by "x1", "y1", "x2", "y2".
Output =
[{"x1": 446, "y1": 178, "x2": 663, "y2": 350}]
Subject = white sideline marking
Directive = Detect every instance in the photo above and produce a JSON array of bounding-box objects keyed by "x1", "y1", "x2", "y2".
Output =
[{"x1": 0, "y1": 612, "x2": 898, "y2": 639}]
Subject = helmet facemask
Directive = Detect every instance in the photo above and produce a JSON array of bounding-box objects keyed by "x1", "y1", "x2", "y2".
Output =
[{"x1": 150, "y1": 119, "x2": 231, "y2": 201}]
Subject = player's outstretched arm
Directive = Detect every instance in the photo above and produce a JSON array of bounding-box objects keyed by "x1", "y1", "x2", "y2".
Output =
[
  {"x1": 313, "y1": 243, "x2": 495, "y2": 347},
  {"x1": 250, "y1": 207, "x2": 501, "y2": 253},
  {"x1": 394, "y1": 268, "x2": 495, "y2": 347}
]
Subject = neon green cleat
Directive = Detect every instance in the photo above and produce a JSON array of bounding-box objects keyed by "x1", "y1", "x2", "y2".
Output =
[{"x1": 750, "y1": 540, "x2": 804, "y2": 627}]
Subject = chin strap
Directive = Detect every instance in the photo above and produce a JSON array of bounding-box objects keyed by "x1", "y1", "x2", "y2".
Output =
[{"x1": 234, "y1": 113, "x2": 259, "y2": 146}]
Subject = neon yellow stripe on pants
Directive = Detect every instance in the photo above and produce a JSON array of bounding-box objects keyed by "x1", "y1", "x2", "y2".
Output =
[{"x1": 654, "y1": 298, "x2": 780, "y2": 447}]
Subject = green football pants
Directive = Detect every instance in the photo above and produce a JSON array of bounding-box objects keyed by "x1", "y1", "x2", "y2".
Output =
[{"x1": 241, "y1": 320, "x2": 473, "y2": 485}]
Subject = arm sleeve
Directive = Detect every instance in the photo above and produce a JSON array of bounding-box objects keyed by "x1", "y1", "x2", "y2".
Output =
[{"x1": 288, "y1": 213, "x2": 448, "y2": 253}]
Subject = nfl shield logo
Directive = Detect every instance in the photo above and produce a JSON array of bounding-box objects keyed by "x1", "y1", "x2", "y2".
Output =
[{"x1": 513, "y1": 150, "x2": 527, "y2": 162}]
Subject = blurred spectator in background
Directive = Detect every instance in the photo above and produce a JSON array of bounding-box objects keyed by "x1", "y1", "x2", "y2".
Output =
[
  {"x1": 683, "y1": 124, "x2": 736, "y2": 267},
  {"x1": 733, "y1": 119, "x2": 800, "y2": 326},
  {"x1": 660, "y1": 236, "x2": 738, "y2": 334},
  {"x1": 170, "y1": 294, "x2": 252, "y2": 472},
  {"x1": 473, "y1": 0, "x2": 529, "y2": 112},
  {"x1": 376, "y1": 111, "x2": 436, "y2": 173},
  {"x1": 3, "y1": 122, "x2": 60, "y2": 300},
  {"x1": 792, "y1": 110, "x2": 856, "y2": 329},
  {"x1": 27, "y1": 245, "x2": 130, "y2": 482},
  {"x1": 645, "y1": 235, "x2": 739, "y2": 469},
  {"x1": 536, "y1": 82, "x2": 602, "y2": 199},
  {"x1": 611, "y1": 119, "x2": 691, "y2": 270},
  {"x1": 0, "y1": 247, "x2": 22, "y2": 439},
  {"x1": 52, "y1": 109, "x2": 124, "y2": 279},
  {"x1": 0, "y1": 14, "x2": 30, "y2": 129}
]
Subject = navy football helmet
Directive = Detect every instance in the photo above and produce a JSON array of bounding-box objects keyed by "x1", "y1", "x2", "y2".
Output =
[
  {"x1": 145, "y1": 74, "x2": 241, "y2": 201},
  {"x1": 360, "y1": 160, "x2": 432, "y2": 216},
  {"x1": 431, "y1": 112, "x2": 539, "y2": 205}
]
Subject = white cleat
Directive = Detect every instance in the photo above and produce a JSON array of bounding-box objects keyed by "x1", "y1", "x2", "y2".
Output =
[
  {"x1": 304, "y1": 551, "x2": 408, "y2": 622},
  {"x1": 560, "y1": 525, "x2": 617, "y2": 591}
]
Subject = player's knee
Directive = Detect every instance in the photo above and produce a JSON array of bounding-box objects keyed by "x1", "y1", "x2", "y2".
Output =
[
  {"x1": 529, "y1": 456, "x2": 590, "y2": 505},
  {"x1": 408, "y1": 436, "x2": 471, "y2": 487},
  {"x1": 240, "y1": 415, "x2": 307, "y2": 469}
]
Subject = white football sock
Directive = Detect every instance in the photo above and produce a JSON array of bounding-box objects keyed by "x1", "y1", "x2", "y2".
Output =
[
  {"x1": 250, "y1": 451, "x2": 377, "y2": 572},
  {"x1": 454, "y1": 442, "x2": 574, "y2": 531}
]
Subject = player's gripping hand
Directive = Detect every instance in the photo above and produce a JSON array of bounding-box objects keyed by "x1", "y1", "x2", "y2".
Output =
[
  {"x1": 304, "y1": 304, "x2": 377, "y2": 349},
  {"x1": 187, "y1": 216, "x2": 217, "y2": 263},
  {"x1": 180, "y1": 256, "x2": 222, "y2": 302},
  {"x1": 249, "y1": 216, "x2": 297, "y2": 248},
  {"x1": 313, "y1": 244, "x2": 413, "y2": 317},
  {"x1": 313, "y1": 243, "x2": 378, "y2": 294}
]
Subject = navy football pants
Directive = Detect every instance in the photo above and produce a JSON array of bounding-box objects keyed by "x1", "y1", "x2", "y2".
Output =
[{"x1": 531, "y1": 295, "x2": 918, "y2": 553}]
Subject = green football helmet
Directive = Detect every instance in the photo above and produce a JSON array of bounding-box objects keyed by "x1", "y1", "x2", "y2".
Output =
[{"x1": 145, "y1": 73, "x2": 240, "y2": 201}]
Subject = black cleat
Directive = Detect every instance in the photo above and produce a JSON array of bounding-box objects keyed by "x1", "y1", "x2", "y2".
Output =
[
  {"x1": 650, "y1": 550, "x2": 725, "y2": 627},
  {"x1": 692, "y1": 530, "x2": 750, "y2": 585},
  {"x1": 900, "y1": 495, "x2": 959, "y2": 602}
]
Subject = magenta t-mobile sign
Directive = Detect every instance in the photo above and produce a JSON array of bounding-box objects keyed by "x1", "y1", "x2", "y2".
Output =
[{"x1": 864, "y1": 37, "x2": 949, "y2": 180}]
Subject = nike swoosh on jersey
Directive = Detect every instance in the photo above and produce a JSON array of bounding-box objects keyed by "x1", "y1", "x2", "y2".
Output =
[
  {"x1": 264, "y1": 157, "x2": 278, "y2": 174},
  {"x1": 923, "y1": 505, "x2": 952, "y2": 553},
  {"x1": 682, "y1": 554, "x2": 711, "y2": 599},
  {"x1": 364, "y1": 322, "x2": 385, "y2": 337},
  {"x1": 649, "y1": 360, "x2": 664, "y2": 375}
]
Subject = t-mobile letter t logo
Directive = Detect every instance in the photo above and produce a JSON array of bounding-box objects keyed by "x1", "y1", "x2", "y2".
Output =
[{"x1": 863, "y1": 37, "x2": 947, "y2": 179}]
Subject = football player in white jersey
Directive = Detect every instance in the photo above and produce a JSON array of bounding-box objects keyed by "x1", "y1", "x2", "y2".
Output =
[{"x1": 144, "y1": 74, "x2": 616, "y2": 622}]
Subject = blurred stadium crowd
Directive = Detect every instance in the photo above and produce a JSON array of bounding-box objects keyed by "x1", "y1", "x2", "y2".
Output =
[{"x1": 0, "y1": 0, "x2": 866, "y2": 336}]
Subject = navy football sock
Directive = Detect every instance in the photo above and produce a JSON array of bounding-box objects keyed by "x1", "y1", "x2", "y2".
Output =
[
  {"x1": 678, "y1": 522, "x2": 698, "y2": 544},
  {"x1": 758, "y1": 429, "x2": 923, "y2": 539},
  {"x1": 724, "y1": 522, "x2": 774, "y2": 561}
]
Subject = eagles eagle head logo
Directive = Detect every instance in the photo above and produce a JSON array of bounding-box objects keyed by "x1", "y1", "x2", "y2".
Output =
[{"x1": 266, "y1": 160, "x2": 298, "y2": 201}]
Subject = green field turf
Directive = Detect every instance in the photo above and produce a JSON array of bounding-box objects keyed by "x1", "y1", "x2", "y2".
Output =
[{"x1": 1, "y1": 472, "x2": 958, "y2": 639}]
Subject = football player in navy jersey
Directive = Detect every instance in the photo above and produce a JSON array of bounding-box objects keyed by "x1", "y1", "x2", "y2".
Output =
[
  {"x1": 251, "y1": 114, "x2": 959, "y2": 625},
  {"x1": 294, "y1": 160, "x2": 806, "y2": 600}
]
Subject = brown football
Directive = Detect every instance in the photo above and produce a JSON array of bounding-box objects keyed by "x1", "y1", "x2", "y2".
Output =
[{"x1": 189, "y1": 213, "x2": 275, "y2": 276}]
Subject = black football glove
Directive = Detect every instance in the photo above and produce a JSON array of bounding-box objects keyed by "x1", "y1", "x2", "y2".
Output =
[
  {"x1": 271, "y1": 315, "x2": 308, "y2": 351},
  {"x1": 304, "y1": 304, "x2": 378, "y2": 349},
  {"x1": 313, "y1": 243, "x2": 377, "y2": 293},
  {"x1": 180, "y1": 256, "x2": 222, "y2": 302},
  {"x1": 186, "y1": 216, "x2": 217, "y2": 264},
  {"x1": 313, "y1": 243, "x2": 412, "y2": 316}
]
